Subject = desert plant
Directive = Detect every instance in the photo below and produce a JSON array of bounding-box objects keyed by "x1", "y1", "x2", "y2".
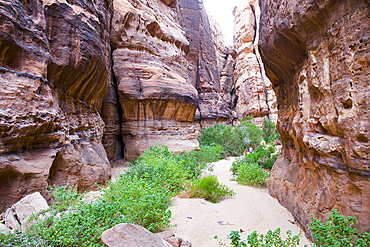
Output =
[
  {"x1": 308, "y1": 209, "x2": 370, "y2": 246},
  {"x1": 227, "y1": 229, "x2": 302, "y2": 247},
  {"x1": 188, "y1": 175, "x2": 235, "y2": 203},
  {"x1": 234, "y1": 161, "x2": 269, "y2": 187},
  {"x1": 262, "y1": 118, "x2": 280, "y2": 144},
  {"x1": 231, "y1": 145, "x2": 279, "y2": 173},
  {"x1": 198, "y1": 116, "x2": 262, "y2": 157}
]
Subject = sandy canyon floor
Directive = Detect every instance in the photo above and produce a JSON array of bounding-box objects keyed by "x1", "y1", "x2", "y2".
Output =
[
  {"x1": 166, "y1": 157, "x2": 311, "y2": 246},
  {"x1": 112, "y1": 157, "x2": 311, "y2": 246}
]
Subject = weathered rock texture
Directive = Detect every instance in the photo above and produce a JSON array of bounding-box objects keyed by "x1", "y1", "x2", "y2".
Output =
[
  {"x1": 103, "y1": 0, "x2": 199, "y2": 162},
  {"x1": 1, "y1": 192, "x2": 49, "y2": 232},
  {"x1": 233, "y1": 0, "x2": 277, "y2": 126},
  {"x1": 178, "y1": 0, "x2": 234, "y2": 127},
  {"x1": 0, "y1": 0, "x2": 112, "y2": 212},
  {"x1": 102, "y1": 0, "x2": 235, "y2": 162},
  {"x1": 259, "y1": 0, "x2": 370, "y2": 234},
  {"x1": 101, "y1": 223, "x2": 172, "y2": 247},
  {"x1": 209, "y1": 15, "x2": 238, "y2": 112}
]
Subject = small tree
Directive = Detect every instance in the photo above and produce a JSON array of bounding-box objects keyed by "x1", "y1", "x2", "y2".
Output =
[{"x1": 262, "y1": 118, "x2": 280, "y2": 144}]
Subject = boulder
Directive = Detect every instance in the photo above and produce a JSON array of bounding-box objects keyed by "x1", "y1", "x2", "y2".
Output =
[
  {"x1": 1, "y1": 208, "x2": 19, "y2": 231},
  {"x1": 12, "y1": 192, "x2": 49, "y2": 232},
  {"x1": 101, "y1": 223, "x2": 171, "y2": 247},
  {"x1": 0, "y1": 223, "x2": 10, "y2": 235}
]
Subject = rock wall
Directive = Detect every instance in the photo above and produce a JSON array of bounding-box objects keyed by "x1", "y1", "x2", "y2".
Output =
[
  {"x1": 259, "y1": 0, "x2": 370, "y2": 234},
  {"x1": 233, "y1": 0, "x2": 277, "y2": 126},
  {"x1": 0, "y1": 0, "x2": 112, "y2": 212},
  {"x1": 102, "y1": 0, "x2": 235, "y2": 163},
  {"x1": 103, "y1": 0, "x2": 199, "y2": 162},
  {"x1": 209, "y1": 15, "x2": 238, "y2": 112},
  {"x1": 178, "y1": 0, "x2": 234, "y2": 127}
]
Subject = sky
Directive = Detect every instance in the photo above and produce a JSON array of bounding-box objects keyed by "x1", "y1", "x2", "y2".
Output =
[{"x1": 202, "y1": 0, "x2": 237, "y2": 46}]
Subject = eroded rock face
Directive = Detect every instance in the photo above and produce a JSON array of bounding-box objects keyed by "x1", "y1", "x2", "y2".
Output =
[
  {"x1": 178, "y1": 0, "x2": 234, "y2": 127},
  {"x1": 259, "y1": 0, "x2": 370, "y2": 234},
  {"x1": 103, "y1": 0, "x2": 235, "y2": 162},
  {"x1": 209, "y1": 15, "x2": 238, "y2": 113},
  {"x1": 106, "y1": 0, "x2": 199, "y2": 162},
  {"x1": 0, "y1": 0, "x2": 112, "y2": 212},
  {"x1": 233, "y1": 0, "x2": 277, "y2": 126}
]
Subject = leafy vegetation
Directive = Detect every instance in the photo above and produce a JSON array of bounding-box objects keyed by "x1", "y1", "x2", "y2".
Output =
[
  {"x1": 225, "y1": 229, "x2": 302, "y2": 247},
  {"x1": 235, "y1": 161, "x2": 269, "y2": 187},
  {"x1": 308, "y1": 209, "x2": 370, "y2": 246},
  {"x1": 0, "y1": 144, "x2": 230, "y2": 246},
  {"x1": 198, "y1": 116, "x2": 262, "y2": 157},
  {"x1": 262, "y1": 118, "x2": 280, "y2": 144},
  {"x1": 188, "y1": 175, "x2": 235, "y2": 203},
  {"x1": 217, "y1": 209, "x2": 370, "y2": 247}
]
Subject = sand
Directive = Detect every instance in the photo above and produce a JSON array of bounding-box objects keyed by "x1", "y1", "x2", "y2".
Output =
[{"x1": 166, "y1": 157, "x2": 311, "y2": 246}]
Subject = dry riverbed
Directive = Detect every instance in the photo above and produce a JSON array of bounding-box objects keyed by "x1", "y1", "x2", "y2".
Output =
[{"x1": 166, "y1": 157, "x2": 311, "y2": 246}]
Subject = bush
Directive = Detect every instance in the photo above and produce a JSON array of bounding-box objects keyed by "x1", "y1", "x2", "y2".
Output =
[
  {"x1": 174, "y1": 144, "x2": 221, "y2": 180},
  {"x1": 0, "y1": 144, "x2": 224, "y2": 246},
  {"x1": 238, "y1": 116, "x2": 263, "y2": 148},
  {"x1": 235, "y1": 162, "x2": 269, "y2": 187},
  {"x1": 188, "y1": 175, "x2": 235, "y2": 203},
  {"x1": 308, "y1": 209, "x2": 370, "y2": 246},
  {"x1": 198, "y1": 116, "x2": 262, "y2": 157},
  {"x1": 262, "y1": 118, "x2": 280, "y2": 144},
  {"x1": 103, "y1": 174, "x2": 172, "y2": 232},
  {"x1": 231, "y1": 145, "x2": 279, "y2": 174},
  {"x1": 225, "y1": 229, "x2": 302, "y2": 247}
]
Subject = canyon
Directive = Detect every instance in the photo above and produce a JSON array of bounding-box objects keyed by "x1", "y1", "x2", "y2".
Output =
[{"x1": 0, "y1": 0, "x2": 369, "y2": 239}]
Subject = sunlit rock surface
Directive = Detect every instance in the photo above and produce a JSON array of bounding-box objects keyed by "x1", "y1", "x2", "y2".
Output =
[
  {"x1": 259, "y1": 0, "x2": 370, "y2": 235},
  {"x1": 233, "y1": 0, "x2": 278, "y2": 126},
  {"x1": 0, "y1": 0, "x2": 112, "y2": 212}
]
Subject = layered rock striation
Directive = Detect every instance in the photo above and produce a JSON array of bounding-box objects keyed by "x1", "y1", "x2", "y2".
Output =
[
  {"x1": 233, "y1": 0, "x2": 278, "y2": 125},
  {"x1": 209, "y1": 15, "x2": 238, "y2": 112},
  {"x1": 178, "y1": 0, "x2": 234, "y2": 127},
  {"x1": 103, "y1": 0, "x2": 235, "y2": 162},
  {"x1": 0, "y1": 0, "x2": 112, "y2": 212},
  {"x1": 103, "y1": 0, "x2": 199, "y2": 162},
  {"x1": 259, "y1": 0, "x2": 370, "y2": 234}
]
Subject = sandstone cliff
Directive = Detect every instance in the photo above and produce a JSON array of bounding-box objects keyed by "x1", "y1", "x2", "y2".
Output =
[
  {"x1": 178, "y1": 0, "x2": 234, "y2": 127},
  {"x1": 233, "y1": 0, "x2": 278, "y2": 126},
  {"x1": 102, "y1": 0, "x2": 235, "y2": 163},
  {"x1": 0, "y1": 0, "x2": 112, "y2": 212},
  {"x1": 259, "y1": 0, "x2": 370, "y2": 234},
  {"x1": 209, "y1": 15, "x2": 238, "y2": 112},
  {"x1": 102, "y1": 0, "x2": 199, "y2": 162}
]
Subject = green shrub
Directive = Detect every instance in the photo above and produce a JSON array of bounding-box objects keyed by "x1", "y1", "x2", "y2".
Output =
[
  {"x1": 0, "y1": 232, "x2": 52, "y2": 247},
  {"x1": 308, "y1": 209, "x2": 370, "y2": 246},
  {"x1": 262, "y1": 118, "x2": 280, "y2": 144},
  {"x1": 227, "y1": 229, "x2": 302, "y2": 247},
  {"x1": 198, "y1": 116, "x2": 262, "y2": 157},
  {"x1": 103, "y1": 174, "x2": 172, "y2": 232},
  {"x1": 0, "y1": 144, "x2": 224, "y2": 246},
  {"x1": 189, "y1": 175, "x2": 235, "y2": 203},
  {"x1": 231, "y1": 145, "x2": 279, "y2": 173},
  {"x1": 234, "y1": 161, "x2": 269, "y2": 187},
  {"x1": 238, "y1": 116, "x2": 263, "y2": 148},
  {"x1": 174, "y1": 144, "x2": 221, "y2": 180},
  {"x1": 49, "y1": 182, "x2": 85, "y2": 212}
]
